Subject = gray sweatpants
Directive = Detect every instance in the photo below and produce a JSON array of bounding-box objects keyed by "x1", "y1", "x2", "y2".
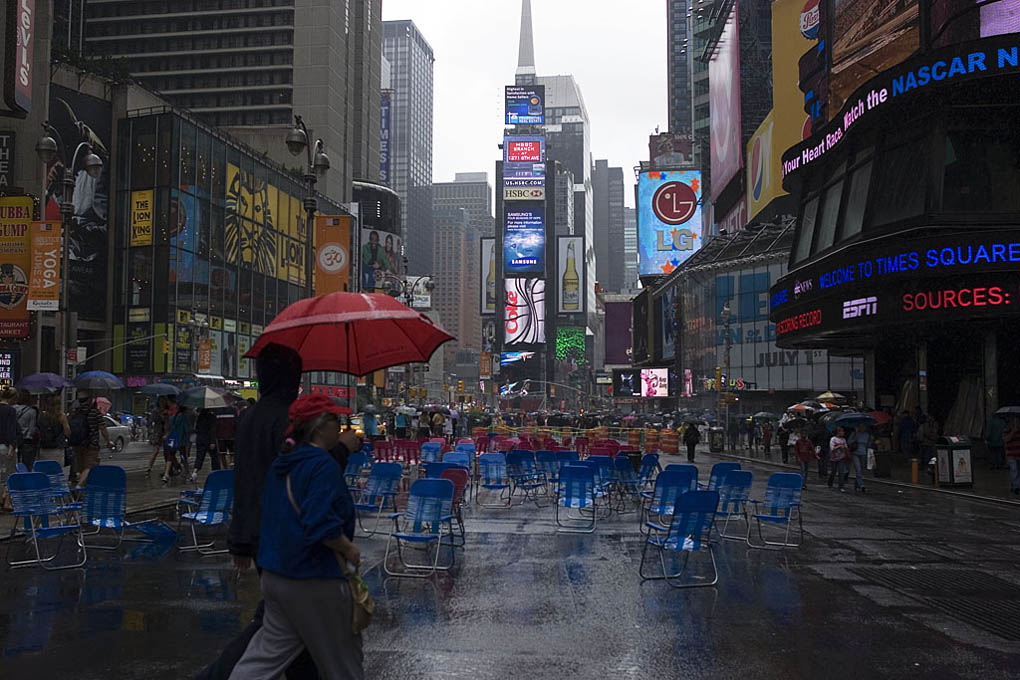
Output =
[{"x1": 229, "y1": 570, "x2": 364, "y2": 680}]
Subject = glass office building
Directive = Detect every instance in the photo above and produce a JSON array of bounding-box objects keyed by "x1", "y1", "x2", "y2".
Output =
[{"x1": 111, "y1": 109, "x2": 345, "y2": 384}]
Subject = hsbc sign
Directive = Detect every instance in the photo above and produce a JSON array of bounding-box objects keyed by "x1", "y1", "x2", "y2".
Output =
[{"x1": 503, "y1": 186, "x2": 545, "y2": 201}]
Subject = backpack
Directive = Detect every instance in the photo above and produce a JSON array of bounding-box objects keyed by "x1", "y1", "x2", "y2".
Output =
[
  {"x1": 14, "y1": 405, "x2": 39, "y2": 444},
  {"x1": 38, "y1": 413, "x2": 64, "y2": 448},
  {"x1": 68, "y1": 409, "x2": 91, "y2": 447}
]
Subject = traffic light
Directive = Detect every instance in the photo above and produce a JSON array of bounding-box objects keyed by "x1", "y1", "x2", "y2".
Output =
[
  {"x1": 161, "y1": 340, "x2": 170, "y2": 355},
  {"x1": 715, "y1": 366, "x2": 722, "y2": 391},
  {"x1": 457, "y1": 380, "x2": 464, "y2": 394}
]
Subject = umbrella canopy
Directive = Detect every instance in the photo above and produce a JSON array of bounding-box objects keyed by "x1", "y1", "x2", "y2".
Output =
[
  {"x1": 752, "y1": 411, "x2": 779, "y2": 421},
  {"x1": 827, "y1": 412, "x2": 876, "y2": 430},
  {"x1": 816, "y1": 391, "x2": 846, "y2": 402},
  {"x1": 996, "y1": 406, "x2": 1020, "y2": 416},
  {"x1": 75, "y1": 370, "x2": 125, "y2": 391},
  {"x1": 180, "y1": 386, "x2": 238, "y2": 410},
  {"x1": 362, "y1": 403, "x2": 379, "y2": 414},
  {"x1": 246, "y1": 292, "x2": 455, "y2": 375},
  {"x1": 138, "y1": 383, "x2": 181, "y2": 396},
  {"x1": 95, "y1": 397, "x2": 112, "y2": 415},
  {"x1": 867, "y1": 410, "x2": 892, "y2": 426},
  {"x1": 16, "y1": 372, "x2": 73, "y2": 394},
  {"x1": 787, "y1": 403, "x2": 815, "y2": 413},
  {"x1": 395, "y1": 406, "x2": 418, "y2": 415}
]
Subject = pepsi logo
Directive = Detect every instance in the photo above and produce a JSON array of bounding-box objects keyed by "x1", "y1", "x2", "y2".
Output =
[
  {"x1": 800, "y1": 0, "x2": 819, "y2": 40},
  {"x1": 751, "y1": 137, "x2": 764, "y2": 201},
  {"x1": 801, "y1": 115, "x2": 812, "y2": 140}
]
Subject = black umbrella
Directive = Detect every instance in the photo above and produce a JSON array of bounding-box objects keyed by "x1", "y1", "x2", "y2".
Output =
[{"x1": 75, "y1": 370, "x2": 125, "y2": 391}]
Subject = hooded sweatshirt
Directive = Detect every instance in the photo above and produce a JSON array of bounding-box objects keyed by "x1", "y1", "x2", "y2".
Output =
[
  {"x1": 257, "y1": 444, "x2": 356, "y2": 580},
  {"x1": 227, "y1": 344, "x2": 302, "y2": 557}
]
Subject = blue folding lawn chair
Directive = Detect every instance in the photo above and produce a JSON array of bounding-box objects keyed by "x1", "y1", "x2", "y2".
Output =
[
  {"x1": 420, "y1": 441, "x2": 442, "y2": 464},
  {"x1": 507, "y1": 450, "x2": 546, "y2": 506},
  {"x1": 640, "y1": 490, "x2": 720, "y2": 588},
  {"x1": 555, "y1": 464, "x2": 601, "y2": 534},
  {"x1": 746, "y1": 472, "x2": 804, "y2": 549},
  {"x1": 535, "y1": 450, "x2": 560, "y2": 488},
  {"x1": 699, "y1": 462, "x2": 741, "y2": 491},
  {"x1": 383, "y1": 478, "x2": 456, "y2": 578},
  {"x1": 612, "y1": 455, "x2": 641, "y2": 513},
  {"x1": 15, "y1": 462, "x2": 28, "y2": 473},
  {"x1": 353, "y1": 462, "x2": 403, "y2": 536},
  {"x1": 715, "y1": 469, "x2": 753, "y2": 541},
  {"x1": 664, "y1": 464, "x2": 700, "y2": 490},
  {"x1": 637, "y1": 454, "x2": 660, "y2": 489},
  {"x1": 5, "y1": 472, "x2": 87, "y2": 570},
  {"x1": 443, "y1": 451, "x2": 471, "y2": 468},
  {"x1": 476, "y1": 452, "x2": 510, "y2": 507},
  {"x1": 83, "y1": 466, "x2": 176, "y2": 548},
  {"x1": 639, "y1": 467, "x2": 696, "y2": 534},
  {"x1": 33, "y1": 459, "x2": 83, "y2": 517},
  {"x1": 177, "y1": 469, "x2": 234, "y2": 555},
  {"x1": 588, "y1": 455, "x2": 615, "y2": 495},
  {"x1": 555, "y1": 450, "x2": 580, "y2": 471},
  {"x1": 343, "y1": 452, "x2": 369, "y2": 488}
]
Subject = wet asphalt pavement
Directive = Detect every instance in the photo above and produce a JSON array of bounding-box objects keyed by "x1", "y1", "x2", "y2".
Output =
[{"x1": 2, "y1": 450, "x2": 1019, "y2": 679}]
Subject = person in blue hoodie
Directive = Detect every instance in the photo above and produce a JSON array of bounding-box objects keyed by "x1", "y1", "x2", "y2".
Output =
[{"x1": 230, "y1": 393, "x2": 363, "y2": 680}]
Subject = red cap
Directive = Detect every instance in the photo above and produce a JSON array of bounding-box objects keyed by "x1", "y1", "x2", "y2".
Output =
[{"x1": 287, "y1": 394, "x2": 347, "y2": 426}]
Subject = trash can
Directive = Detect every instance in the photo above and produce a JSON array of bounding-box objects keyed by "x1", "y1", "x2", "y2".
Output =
[
  {"x1": 625, "y1": 450, "x2": 642, "y2": 472},
  {"x1": 935, "y1": 436, "x2": 973, "y2": 487},
  {"x1": 709, "y1": 426, "x2": 724, "y2": 453}
]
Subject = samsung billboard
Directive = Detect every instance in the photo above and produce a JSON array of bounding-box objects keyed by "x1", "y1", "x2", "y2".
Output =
[{"x1": 637, "y1": 170, "x2": 704, "y2": 276}]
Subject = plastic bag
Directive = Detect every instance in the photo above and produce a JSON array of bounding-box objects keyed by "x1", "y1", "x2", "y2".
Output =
[{"x1": 866, "y1": 448, "x2": 876, "y2": 471}]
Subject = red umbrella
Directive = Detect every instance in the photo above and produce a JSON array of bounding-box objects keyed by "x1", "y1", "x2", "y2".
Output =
[
  {"x1": 867, "y1": 410, "x2": 891, "y2": 426},
  {"x1": 245, "y1": 292, "x2": 455, "y2": 375}
]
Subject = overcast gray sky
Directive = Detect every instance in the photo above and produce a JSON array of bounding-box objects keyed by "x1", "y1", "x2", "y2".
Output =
[{"x1": 381, "y1": 0, "x2": 668, "y2": 208}]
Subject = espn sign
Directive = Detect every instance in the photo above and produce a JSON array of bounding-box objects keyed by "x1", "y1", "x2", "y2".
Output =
[
  {"x1": 503, "y1": 186, "x2": 545, "y2": 201},
  {"x1": 842, "y1": 296, "x2": 877, "y2": 319}
]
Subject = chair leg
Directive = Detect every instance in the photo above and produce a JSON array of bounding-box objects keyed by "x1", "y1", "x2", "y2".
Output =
[{"x1": 665, "y1": 545, "x2": 718, "y2": 589}]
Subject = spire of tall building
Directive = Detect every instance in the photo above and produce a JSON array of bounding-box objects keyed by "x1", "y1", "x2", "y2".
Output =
[{"x1": 516, "y1": 0, "x2": 536, "y2": 78}]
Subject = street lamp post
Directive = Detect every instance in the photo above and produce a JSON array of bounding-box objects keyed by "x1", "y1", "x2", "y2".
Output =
[
  {"x1": 721, "y1": 300, "x2": 733, "y2": 451},
  {"x1": 285, "y1": 115, "x2": 330, "y2": 393},
  {"x1": 378, "y1": 273, "x2": 435, "y2": 405},
  {"x1": 35, "y1": 123, "x2": 103, "y2": 381}
]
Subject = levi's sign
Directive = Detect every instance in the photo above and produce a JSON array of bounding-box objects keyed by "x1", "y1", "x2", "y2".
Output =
[{"x1": 782, "y1": 35, "x2": 1020, "y2": 180}]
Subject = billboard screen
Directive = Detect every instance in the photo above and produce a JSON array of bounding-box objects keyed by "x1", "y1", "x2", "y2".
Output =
[
  {"x1": 930, "y1": 0, "x2": 1020, "y2": 49},
  {"x1": 481, "y1": 237, "x2": 497, "y2": 315},
  {"x1": 661, "y1": 286, "x2": 676, "y2": 361},
  {"x1": 640, "y1": 368, "x2": 669, "y2": 398},
  {"x1": 504, "y1": 278, "x2": 546, "y2": 345},
  {"x1": 501, "y1": 351, "x2": 536, "y2": 365},
  {"x1": 771, "y1": 0, "x2": 817, "y2": 155},
  {"x1": 830, "y1": 0, "x2": 919, "y2": 116},
  {"x1": 604, "y1": 300, "x2": 632, "y2": 365},
  {"x1": 504, "y1": 136, "x2": 544, "y2": 164},
  {"x1": 637, "y1": 170, "x2": 704, "y2": 276},
  {"x1": 360, "y1": 228, "x2": 402, "y2": 291},
  {"x1": 613, "y1": 369, "x2": 641, "y2": 397},
  {"x1": 504, "y1": 205, "x2": 545, "y2": 275},
  {"x1": 709, "y1": 3, "x2": 743, "y2": 201},
  {"x1": 505, "y1": 85, "x2": 545, "y2": 125},
  {"x1": 557, "y1": 236, "x2": 584, "y2": 314}
]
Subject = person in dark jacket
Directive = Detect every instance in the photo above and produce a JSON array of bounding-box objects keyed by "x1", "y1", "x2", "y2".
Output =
[
  {"x1": 229, "y1": 394, "x2": 362, "y2": 680},
  {"x1": 191, "y1": 408, "x2": 221, "y2": 482},
  {"x1": 197, "y1": 344, "x2": 317, "y2": 680},
  {"x1": 0, "y1": 387, "x2": 21, "y2": 509},
  {"x1": 683, "y1": 422, "x2": 701, "y2": 462}
]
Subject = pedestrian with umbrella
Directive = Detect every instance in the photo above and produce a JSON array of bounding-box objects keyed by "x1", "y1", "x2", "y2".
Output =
[
  {"x1": 192, "y1": 406, "x2": 222, "y2": 482},
  {"x1": 161, "y1": 402, "x2": 192, "y2": 485},
  {"x1": 68, "y1": 390, "x2": 112, "y2": 488},
  {"x1": 361, "y1": 403, "x2": 379, "y2": 441},
  {"x1": 15, "y1": 371, "x2": 72, "y2": 394},
  {"x1": 827, "y1": 426, "x2": 851, "y2": 492},
  {"x1": 146, "y1": 396, "x2": 171, "y2": 476},
  {"x1": 848, "y1": 422, "x2": 874, "y2": 493}
]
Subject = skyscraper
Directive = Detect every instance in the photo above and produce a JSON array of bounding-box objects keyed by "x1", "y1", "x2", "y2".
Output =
[
  {"x1": 382, "y1": 20, "x2": 435, "y2": 275},
  {"x1": 432, "y1": 208, "x2": 472, "y2": 366},
  {"x1": 593, "y1": 160, "x2": 625, "y2": 293},
  {"x1": 668, "y1": 0, "x2": 694, "y2": 133},
  {"x1": 623, "y1": 207, "x2": 638, "y2": 292},
  {"x1": 433, "y1": 173, "x2": 493, "y2": 354},
  {"x1": 83, "y1": 0, "x2": 383, "y2": 204}
]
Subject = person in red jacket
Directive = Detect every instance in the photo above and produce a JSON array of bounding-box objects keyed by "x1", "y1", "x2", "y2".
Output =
[{"x1": 793, "y1": 427, "x2": 817, "y2": 490}]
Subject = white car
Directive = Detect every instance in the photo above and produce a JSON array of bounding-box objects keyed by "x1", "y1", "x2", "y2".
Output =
[{"x1": 103, "y1": 415, "x2": 132, "y2": 452}]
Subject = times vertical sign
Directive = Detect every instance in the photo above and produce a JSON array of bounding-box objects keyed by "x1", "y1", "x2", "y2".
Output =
[{"x1": 5, "y1": 0, "x2": 35, "y2": 114}]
